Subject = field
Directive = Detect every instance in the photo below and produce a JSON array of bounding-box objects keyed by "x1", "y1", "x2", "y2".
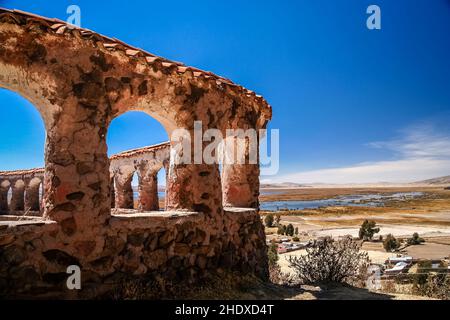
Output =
[{"x1": 262, "y1": 186, "x2": 450, "y2": 271}]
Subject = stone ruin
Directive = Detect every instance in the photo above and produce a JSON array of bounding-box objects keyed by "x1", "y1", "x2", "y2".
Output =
[
  {"x1": 0, "y1": 8, "x2": 272, "y2": 298},
  {"x1": 1, "y1": 142, "x2": 170, "y2": 215}
]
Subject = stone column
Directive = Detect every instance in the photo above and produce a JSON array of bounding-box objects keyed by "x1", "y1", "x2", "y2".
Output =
[
  {"x1": 222, "y1": 164, "x2": 259, "y2": 208},
  {"x1": 10, "y1": 181, "x2": 25, "y2": 211},
  {"x1": 43, "y1": 116, "x2": 111, "y2": 231},
  {"x1": 163, "y1": 160, "x2": 169, "y2": 210},
  {"x1": 137, "y1": 168, "x2": 159, "y2": 211},
  {"x1": 0, "y1": 181, "x2": 9, "y2": 213},
  {"x1": 166, "y1": 137, "x2": 223, "y2": 216},
  {"x1": 221, "y1": 135, "x2": 260, "y2": 209},
  {"x1": 110, "y1": 177, "x2": 116, "y2": 208},
  {"x1": 114, "y1": 172, "x2": 134, "y2": 209},
  {"x1": 25, "y1": 182, "x2": 41, "y2": 211}
]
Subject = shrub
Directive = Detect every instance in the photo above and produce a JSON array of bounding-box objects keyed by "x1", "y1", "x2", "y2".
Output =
[
  {"x1": 267, "y1": 242, "x2": 279, "y2": 267},
  {"x1": 264, "y1": 213, "x2": 274, "y2": 228},
  {"x1": 292, "y1": 236, "x2": 300, "y2": 242},
  {"x1": 407, "y1": 232, "x2": 425, "y2": 245},
  {"x1": 286, "y1": 224, "x2": 295, "y2": 237},
  {"x1": 413, "y1": 273, "x2": 450, "y2": 300},
  {"x1": 277, "y1": 226, "x2": 283, "y2": 235},
  {"x1": 383, "y1": 234, "x2": 400, "y2": 252},
  {"x1": 294, "y1": 227, "x2": 299, "y2": 235},
  {"x1": 277, "y1": 224, "x2": 287, "y2": 235},
  {"x1": 275, "y1": 214, "x2": 281, "y2": 226},
  {"x1": 287, "y1": 236, "x2": 369, "y2": 284},
  {"x1": 358, "y1": 220, "x2": 380, "y2": 241}
]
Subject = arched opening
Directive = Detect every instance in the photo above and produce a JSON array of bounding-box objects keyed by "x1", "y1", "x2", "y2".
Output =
[
  {"x1": 0, "y1": 89, "x2": 46, "y2": 216},
  {"x1": 132, "y1": 171, "x2": 139, "y2": 209},
  {"x1": 107, "y1": 111, "x2": 169, "y2": 213},
  {"x1": 6, "y1": 185, "x2": 12, "y2": 209},
  {"x1": 0, "y1": 180, "x2": 11, "y2": 213},
  {"x1": 25, "y1": 177, "x2": 42, "y2": 213},
  {"x1": 10, "y1": 180, "x2": 25, "y2": 212}
]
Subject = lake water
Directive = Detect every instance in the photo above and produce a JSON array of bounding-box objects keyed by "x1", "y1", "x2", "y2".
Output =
[
  {"x1": 260, "y1": 192, "x2": 424, "y2": 211},
  {"x1": 133, "y1": 191, "x2": 165, "y2": 199}
]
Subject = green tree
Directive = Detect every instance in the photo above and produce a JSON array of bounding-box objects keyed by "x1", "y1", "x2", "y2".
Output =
[
  {"x1": 286, "y1": 224, "x2": 295, "y2": 237},
  {"x1": 294, "y1": 227, "x2": 299, "y2": 235},
  {"x1": 264, "y1": 213, "x2": 274, "y2": 227},
  {"x1": 268, "y1": 242, "x2": 279, "y2": 267},
  {"x1": 383, "y1": 234, "x2": 401, "y2": 252},
  {"x1": 277, "y1": 225, "x2": 285, "y2": 235},
  {"x1": 358, "y1": 220, "x2": 380, "y2": 241},
  {"x1": 407, "y1": 232, "x2": 425, "y2": 245}
]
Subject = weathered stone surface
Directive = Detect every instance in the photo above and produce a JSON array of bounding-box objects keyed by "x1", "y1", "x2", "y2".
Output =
[
  {"x1": 0, "y1": 234, "x2": 15, "y2": 246},
  {"x1": 0, "y1": 9, "x2": 270, "y2": 298},
  {"x1": 43, "y1": 249, "x2": 79, "y2": 266}
]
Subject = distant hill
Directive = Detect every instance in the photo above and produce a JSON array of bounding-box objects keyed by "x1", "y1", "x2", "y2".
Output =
[
  {"x1": 261, "y1": 182, "x2": 310, "y2": 188},
  {"x1": 412, "y1": 175, "x2": 450, "y2": 185},
  {"x1": 260, "y1": 175, "x2": 450, "y2": 189}
]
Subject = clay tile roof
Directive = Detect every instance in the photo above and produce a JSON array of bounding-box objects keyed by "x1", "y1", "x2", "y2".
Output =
[
  {"x1": 50, "y1": 23, "x2": 65, "y2": 30},
  {"x1": 161, "y1": 62, "x2": 175, "y2": 68},
  {"x1": 0, "y1": 167, "x2": 45, "y2": 177},
  {"x1": 103, "y1": 43, "x2": 119, "y2": 49},
  {"x1": 55, "y1": 26, "x2": 67, "y2": 34},
  {"x1": 0, "y1": 7, "x2": 272, "y2": 116},
  {"x1": 12, "y1": 9, "x2": 47, "y2": 20},
  {"x1": 145, "y1": 56, "x2": 160, "y2": 63},
  {"x1": 125, "y1": 49, "x2": 141, "y2": 56},
  {"x1": 109, "y1": 142, "x2": 170, "y2": 160}
]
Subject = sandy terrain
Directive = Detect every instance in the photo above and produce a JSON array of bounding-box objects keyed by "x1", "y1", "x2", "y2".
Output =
[
  {"x1": 278, "y1": 246, "x2": 393, "y2": 274},
  {"x1": 405, "y1": 243, "x2": 450, "y2": 260}
]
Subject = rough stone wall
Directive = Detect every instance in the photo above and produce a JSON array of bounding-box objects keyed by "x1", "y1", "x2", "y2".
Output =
[
  {"x1": 0, "y1": 9, "x2": 271, "y2": 298},
  {"x1": 0, "y1": 209, "x2": 267, "y2": 298}
]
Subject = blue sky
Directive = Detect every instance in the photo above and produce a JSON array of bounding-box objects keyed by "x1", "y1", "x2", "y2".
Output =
[{"x1": 0, "y1": 0, "x2": 449, "y2": 183}]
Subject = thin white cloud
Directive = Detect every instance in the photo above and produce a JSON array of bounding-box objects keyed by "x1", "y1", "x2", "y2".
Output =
[{"x1": 266, "y1": 123, "x2": 450, "y2": 184}]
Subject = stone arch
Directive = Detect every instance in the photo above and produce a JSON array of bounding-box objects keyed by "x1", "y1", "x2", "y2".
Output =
[
  {"x1": 0, "y1": 179, "x2": 10, "y2": 213},
  {"x1": 107, "y1": 109, "x2": 169, "y2": 212},
  {"x1": 0, "y1": 9, "x2": 271, "y2": 230},
  {"x1": 0, "y1": 9, "x2": 273, "y2": 296},
  {"x1": 24, "y1": 177, "x2": 42, "y2": 212},
  {"x1": 112, "y1": 165, "x2": 135, "y2": 210},
  {"x1": 10, "y1": 179, "x2": 25, "y2": 211}
]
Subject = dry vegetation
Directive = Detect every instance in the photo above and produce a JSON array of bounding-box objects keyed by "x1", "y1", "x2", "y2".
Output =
[{"x1": 260, "y1": 187, "x2": 450, "y2": 229}]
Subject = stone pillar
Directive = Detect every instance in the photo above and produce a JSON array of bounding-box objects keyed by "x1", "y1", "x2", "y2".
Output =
[
  {"x1": 0, "y1": 181, "x2": 9, "y2": 213},
  {"x1": 166, "y1": 138, "x2": 223, "y2": 216},
  {"x1": 221, "y1": 135, "x2": 260, "y2": 209},
  {"x1": 25, "y1": 182, "x2": 41, "y2": 211},
  {"x1": 137, "y1": 168, "x2": 159, "y2": 211},
  {"x1": 222, "y1": 164, "x2": 259, "y2": 208},
  {"x1": 43, "y1": 116, "x2": 111, "y2": 231},
  {"x1": 114, "y1": 172, "x2": 134, "y2": 209},
  {"x1": 10, "y1": 181, "x2": 25, "y2": 211},
  {"x1": 163, "y1": 160, "x2": 169, "y2": 210},
  {"x1": 110, "y1": 177, "x2": 116, "y2": 208}
]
